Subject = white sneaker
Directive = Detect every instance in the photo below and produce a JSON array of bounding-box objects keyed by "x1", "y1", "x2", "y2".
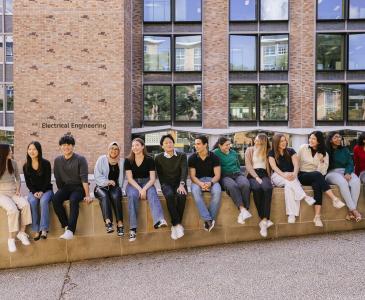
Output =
[
  {"x1": 333, "y1": 198, "x2": 345, "y2": 209},
  {"x1": 157, "y1": 219, "x2": 168, "y2": 228},
  {"x1": 259, "y1": 220, "x2": 268, "y2": 237},
  {"x1": 313, "y1": 215, "x2": 323, "y2": 227},
  {"x1": 8, "y1": 238, "x2": 16, "y2": 253},
  {"x1": 237, "y1": 209, "x2": 252, "y2": 224},
  {"x1": 175, "y1": 224, "x2": 185, "y2": 239},
  {"x1": 59, "y1": 229, "x2": 74, "y2": 240},
  {"x1": 266, "y1": 220, "x2": 274, "y2": 228},
  {"x1": 304, "y1": 196, "x2": 316, "y2": 206},
  {"x1": 170, "y1": 226, "x2": 177, "y2": 240},
  {"x1": 16, "y1": 232, "x2": 30, "y2": 246},
  {"x1": 288, "y1": 215, "x2": 296, "y2": 224}
]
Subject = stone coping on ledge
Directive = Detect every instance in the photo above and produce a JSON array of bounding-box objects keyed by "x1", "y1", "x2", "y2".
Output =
[{"x1": 1, "y1": 186, "x2": 365, "y2": 269}]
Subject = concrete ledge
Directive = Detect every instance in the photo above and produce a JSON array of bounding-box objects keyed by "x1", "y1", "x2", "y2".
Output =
[{"x1": 1, "y1": 186, "x2": 365, "y2": 269}]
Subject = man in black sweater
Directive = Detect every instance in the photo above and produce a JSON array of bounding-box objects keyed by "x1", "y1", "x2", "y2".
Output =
[
  {"x1": 53, "y1": 134, "x2": 92, "y2": 240},
  {"x1": 155, "y1": 134, "x2": 187, "y2": 240}
]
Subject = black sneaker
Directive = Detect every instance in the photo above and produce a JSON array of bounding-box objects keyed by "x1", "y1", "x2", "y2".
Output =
[
  {"x1": 154, "y1": 219, "x2": 168, "y2": 229},
  {"x1": 129, "y1": 229, "x2": 137, "y2": 242},
  {"x1": 117, "y1": 226, "x2": 124, "y2": 237},
  {"x1": 105, "y1": 223, "x2": 114, "y2": 233},
  {"x1": 204, "y1": 221, "x2": 212, "y2": 231}
]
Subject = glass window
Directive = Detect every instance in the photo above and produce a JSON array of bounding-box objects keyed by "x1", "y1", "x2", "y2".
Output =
[
  {"x1": 0, "y1": 85, "x2": 4, "y2": 111},
  {"x1": 229, "y1": 85, "x2": 256, "y2": 121},
  {"x1": 0, "y1": 37, "x2": 4, "y2": 63},
  {"x1": 175, "y1": 85, "x2": 202, "y2": 121},
  {"x1": 175, "y1": 0, "x2": 201, "y2": 22},
  {"x1": 349, "y1": 34, "x2": 365, "y2": 71},
  {"x1": 348, "y1": 84, "x2": 365, "y2": 121},
  {"x1": 316, "y1": 34, "x2": 344, "y2": 71},
  {"x1": 230, "y1": 35, "x2": 256, "y2": 71},
  {"x1": 260, "y1": 0, "x2": 288, "y2": 21},
  {"x1": 316, "y1": 84, "x2": 343, "y2": 121},
  {"x1": 175, "y1": 35, "x2": 201, "y2": 71},
  {"x1": 144, "y1": 85, "x2": 171, "y2": 121},
  {"x1": 260, "y1": 84, "x2": 288, "y2": 121},
  {"x1": 230, "y1": 0, "x2": 256, "y2": 21},
  {"x1": 5, "y1": 0, "x2": 12, "y2": 15},
  {"x1": 144, "y1": 0, "x2": 171, "y2": 22},
  {"x1": 6, "y1": 85, "x2": 13, "y2": 111},
  {"x1": 350, "y1": 0, "x2": 365, "y2": 19},
  {"x1": 0, "y1": 1, "x2": 3, "y2": 14},
  {"x1": 317, "y1": 0, "x2": 344, "y2": 20},
  {"x1": 5, "y1": 36, "x2": 12, "y2": 63},
  {"x1": 260, "y1": 35, "x2": 288, "y2": 71},
  {"x1": 144, "y1": 36, "x2": 171, "y2": 72}
]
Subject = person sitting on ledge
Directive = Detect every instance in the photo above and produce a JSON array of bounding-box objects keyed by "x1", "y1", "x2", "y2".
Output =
[
  {"x1": 124, "y1": 137, "x2": 167, "y2": 242},
  {"x1": 189, "y1": 135, "x2": 222, "y2": 232},
  {"x1": 23, "y1": 141, "x2": 54, "y2": 240},
  {"x1": 53, "y1": 134, "x2": 92, "y2": 240},
  {"x1": 94, "y1": 142, "x2": 125, "y2": 236},
  {"x1": 155, "y1": 134, "x2": 188, "y2": 240},
  {"x1": 353, "y1": 132, "x2": 365, "y2": 184},
  {"x1": 0, "y1": 144, "x2": 31, "y2": 253},
  {"x1": 213, "y1": 137, "x2": 252, "y2": 225}
]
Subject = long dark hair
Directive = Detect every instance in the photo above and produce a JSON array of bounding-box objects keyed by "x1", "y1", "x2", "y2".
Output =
[
  {"x1": 272, "y1": 133, "x2": 291, "y2": 163},
  {"x1": 357, "y1": 132, "x2": 365, "y2": 146},
  {"x1": 127, "y1": 138, "x2": 148, "y2": 163},
  {"x1": 309, "y1": 131, "x2": 327, "y2": 157},
  {"x1": 212, "y1": 137, "x2": 229, "y2": 150},
  {"x1": 0, "y1": 144, "x2": 13, "y2": 179},
  {"x1": 24, "y1": 141, "x2": 44, "y2": 175},
  {"x1": 326, "y1": 131, "x2": 343, "y2": 169}
]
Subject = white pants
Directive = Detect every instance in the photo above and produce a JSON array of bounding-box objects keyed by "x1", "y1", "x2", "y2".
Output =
[{"x1": 271, "y1": 172, "x2": 306, "y2": 216}]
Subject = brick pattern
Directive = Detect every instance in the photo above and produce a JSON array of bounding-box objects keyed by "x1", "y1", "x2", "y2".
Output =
[
  {"x1": 202, "y1": 0, "x2": 229, "y2": 129},
  {"x1": 289, "y1": 0, "x2": 315, "y2": 128},
  {"x1": 14, "y1": 0, "x2": 130, "y2": 171}
]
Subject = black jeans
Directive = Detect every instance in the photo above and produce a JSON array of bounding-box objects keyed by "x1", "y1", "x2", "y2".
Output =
[
  {"x1": 94, "y1": 185, "x2": 123, "y2": 223},
  {"x1": 248, "y1": 169, "x2": 273, "y2": 219},
  {"x1": 298, "y1": 171, "x2": 330, "y2": 205},
  {"x1": 161, "y1": 183, "x2": 186, "y2": 226},
  {"x1": 52, "y1": 185, "x2": 84, "y2": 233}
]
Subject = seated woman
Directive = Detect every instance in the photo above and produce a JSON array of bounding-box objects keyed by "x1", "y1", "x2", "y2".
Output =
[
  {"x1": 23, "y1": 141, "x2": 54, "y2": 240},
  {"x1": 124, "y1": 138, "x2": 167, "y2": 242},
  {"x1": 94, "y1": 142, "x2": 125, "y2": 236},
  {"x1": 269, "y1": 134, "x2": 315, "y2": 224},
  {"x1": 213, "y1": 137, "x2": 252, "y2": 224},
  {"x1": 245, "y1": 133, "x2": 273, "y2": 238},
  {"x1": 325, "y1": 132, "x2": 362, "y2": 222},
  {"x1": 353, "y1": 132, "x2": 365, "y2": 184},
  {"x1": 0, "y1": 144, "x2": 31, "y2": 252},
  {"x1": 297, "y1": 131, "x2": 345, "y2": 227}
]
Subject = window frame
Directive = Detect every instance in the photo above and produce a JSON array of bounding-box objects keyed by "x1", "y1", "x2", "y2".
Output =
[
  {"x1": 347, "y1": 82, "x2": 365, "y2": 123},
  {"x1": 229, "y1": 0, "x2": 258, "y2": 22},
  {"x1": 259, "y1": 0, "x2": 289, "y2": 22},
  {"x1": 259, "y1": 33, "x2": 289, "y2": 72},
  {"x1": 143, "y1": 0, "x2": 172, "y2": 23},
  {"x1": 316, "y1": 0, "x2": 346, "y2": 21},
  {"x1": 348, "y1": 0, "x2": 365, "y2": 20},
  {"x1": 347, "y1": 32, "x2": 365, "y2": 71},
  {"x1": 316, "y1": 33, "x2": 346, "y2": 72},
  {"x1": 143, "y1": 35, "x2": 172, "y2": 73},
  {"x1": 229, "y1": 84, "x2": 258, "y2": 123},
  {"x1": 259, "y1": 83, "x2": 289, "y2": 122},
  {"x1": 173, "y1": 0, "x2": 202, "y2": 23},
  {"x1": 174, "y1": 34, "x2": 202, "y2": 73},
  {"x1": 229, "y1": 34, "x2": 258, "y2": 72}
]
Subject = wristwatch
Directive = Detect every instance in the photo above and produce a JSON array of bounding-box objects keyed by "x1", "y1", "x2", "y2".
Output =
[{"x1": 180, "y1": 181, "x2": 185, "y2": 186}]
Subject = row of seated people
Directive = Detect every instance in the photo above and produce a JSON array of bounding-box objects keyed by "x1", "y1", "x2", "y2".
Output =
[{"x1": 1, "y1": 131, "x2": 365, "y2": 253}]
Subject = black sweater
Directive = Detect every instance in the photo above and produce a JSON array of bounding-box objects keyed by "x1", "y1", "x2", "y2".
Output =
[
  {"x1": 155, "y1": 152, "x2": 188, "y2": 186},
  {"x1": 23, "y1": 159, "x2": 53, "y2": 193}
]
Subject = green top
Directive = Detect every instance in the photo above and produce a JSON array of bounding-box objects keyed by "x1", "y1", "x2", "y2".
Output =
[
  {"x1": 330, "y1": 147, "x2": 354, "y2": 175},
  {"x1": 213, "y1": 148, "x2": 240, "y2": 175}
]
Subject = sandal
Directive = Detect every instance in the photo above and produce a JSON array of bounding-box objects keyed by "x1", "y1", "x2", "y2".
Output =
[
  {"x1": 345, "y1": 213, "x2": 355, "y2": 221},
  {"x1": 352, "y1": 210, "x2": 362, "y2": 222}
]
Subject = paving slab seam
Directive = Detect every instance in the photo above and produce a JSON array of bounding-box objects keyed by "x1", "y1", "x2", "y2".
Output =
[{"x1": 58, "y1": 262, "x2": 74, "y2": 300}]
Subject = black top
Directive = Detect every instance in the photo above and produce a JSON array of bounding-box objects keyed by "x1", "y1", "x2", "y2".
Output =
[
  {"x1": 155, "y1": 152, "x2": 188, "y2": 186},
  {"x1": 108, "y1": 163, "x2": 120, "y2": 186},
  {"x1": 188, "y1": 151, "x2": 220, "y2": 178},
  {"x1": 268, "y1": 148, "x2": 296, "y2": 172},
  {"x1": 23, "y1": 158, "x2": 53, "y2": 193},
  {"x1": 124, "y1": 156, "x2": 155, "y2": 179},
  {"x1": 54, "y1": 153, "x2": 88, "y2": 189}
]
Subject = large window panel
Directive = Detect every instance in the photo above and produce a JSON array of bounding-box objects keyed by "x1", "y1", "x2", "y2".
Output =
[
  {"x1": 230, "y1": 85, "x2": 256, "y2": 121},
  {"x1": 230, "y1": 0, "x2": 256, "y2": 21},
  {"x1": 144, "y1": 36, "x2": 171, "y2": 72},
  {"x1": 349, "y1": 34, "x2": 365, "y2": 70},
  {"x1": 144, "y1": 0, "x2": 171, "y2": 22},
  {"x1": 260, "y1": 35, "x2": 288, "y2": 71},
  {"x1": 230, "y1": 35, "x2": 256, "y2": 71},
  {"x1": 317, "y1": 0, "x2": 344, "y2": 20},
  {"x1": 260, "y1": 85, "x2": 288, "y2": 121},
  {"x1": 316, "y1": 84, "x2": 343, "y2": 121},
  {"x1": 316, "y1": 34, "x2": 344, "y2": 71},
  {"x1": 0, "y1": 85, "x2": 4, "y2": 112},
  {"x1": 5, "y1": 36, "x2": 12, "y2": 63},
  {"x1": 5, "y1": 0, "x2": 12, "y2": 15},
  {"x1": 175, "y1": 0, "x2": 201, "y2": 22},
  {"x1": 0, "y1": 37, "x2": 4, "y2": 63},
  {"x1": 144, "y1": 85, "x2": 171, "y2": 121},
  {"x1": 350, "y1": 0, "x2": 365, "y2": 19},
  {"x1": 348, "y1": 84, "x2": 365, "y2": 121},
  {"x1": 175, "y1": 85, "x2": 202, "y2": 121},
  {"x1": 260, "y1": 0, "x2": 288, "y2": 21},
  {"x1": 175, "y1": 35, "x2": 201, "y2": 71},
  {"x1": 6, "y1": 85, "x2": 13, "y2": 112}
]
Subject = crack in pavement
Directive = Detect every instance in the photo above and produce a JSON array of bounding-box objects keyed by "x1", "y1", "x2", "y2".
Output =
[{"x1": 58, "y1": 263, "x2": 78, "y2": 300}]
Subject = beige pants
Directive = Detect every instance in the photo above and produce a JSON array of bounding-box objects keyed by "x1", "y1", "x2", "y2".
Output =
[{"x1": 0, "y1": 193, "x2": 32, "y2": 233}]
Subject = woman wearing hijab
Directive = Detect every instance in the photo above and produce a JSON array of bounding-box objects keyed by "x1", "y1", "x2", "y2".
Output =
[{"x1": 94, "y1": 142, "x2": 125, "y2": 236}]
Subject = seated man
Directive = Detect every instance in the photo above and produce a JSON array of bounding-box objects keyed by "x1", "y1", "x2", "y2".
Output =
[{"x1": 188, "y1": 135, "x2": 222, "y2": 232}]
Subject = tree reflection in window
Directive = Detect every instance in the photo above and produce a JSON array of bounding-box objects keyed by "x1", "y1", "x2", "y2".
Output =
[
  {"x1": 175, "y1": 85, "x2": 202, "y2": 121},
  {"x1": 144, "y1": 85, "x2": 171, "y2": 121},
  {"x1": 260, "y1": 84, "x2": 288, "y2": 121}
]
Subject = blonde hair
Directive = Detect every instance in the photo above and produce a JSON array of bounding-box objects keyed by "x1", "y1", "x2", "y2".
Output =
[{"x1": 255, "y1": 133, "x2": 270, "y2": 159}]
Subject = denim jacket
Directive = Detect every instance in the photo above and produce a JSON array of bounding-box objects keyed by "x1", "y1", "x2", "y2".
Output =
[{"x1": 94, "y1": 155, "x2": 125, "y2": 188}]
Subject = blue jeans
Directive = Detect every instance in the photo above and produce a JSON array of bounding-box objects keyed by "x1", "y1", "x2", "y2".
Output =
[
  {"x1": 28, "y1": 190, "x2": 54, "y2": 232},
  {"x1": 191, "y1": 177, "x2": 222, "y2": 221},
  {"x1": 126, "y1": 178, "x2": 164, "y2": 230}
]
